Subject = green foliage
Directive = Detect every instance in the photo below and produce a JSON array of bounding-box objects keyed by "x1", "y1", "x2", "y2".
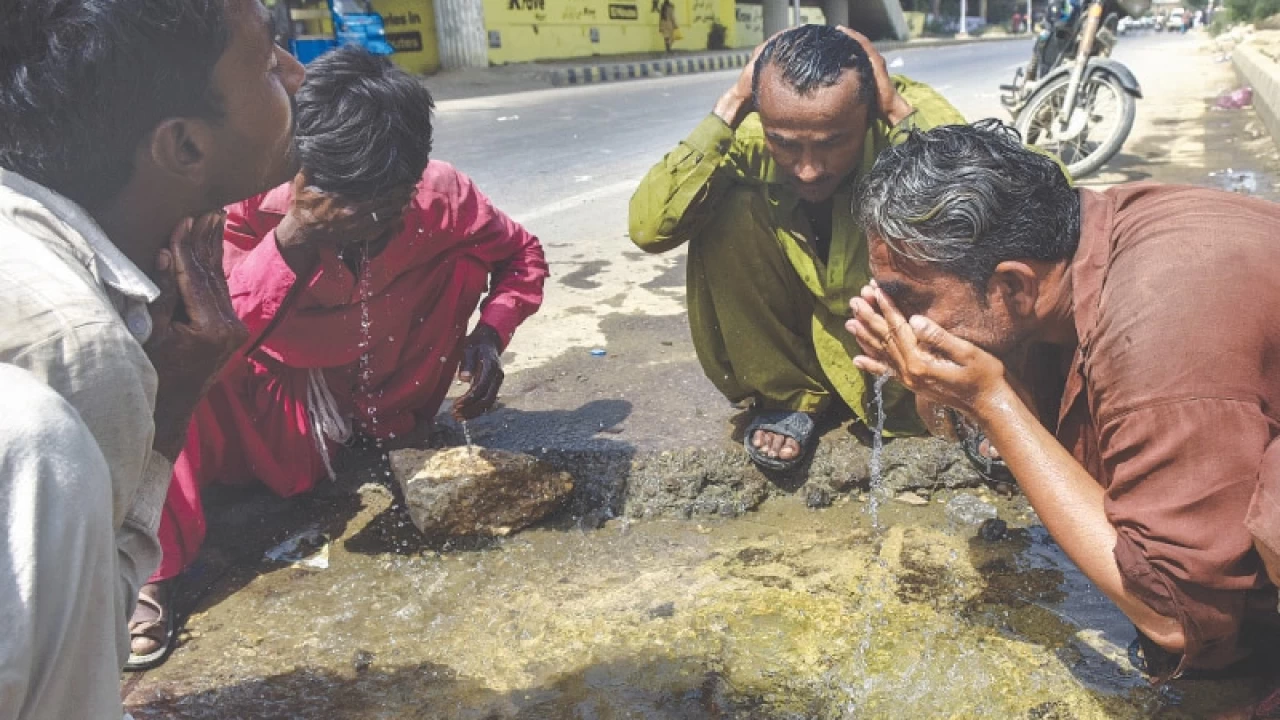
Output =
[
  {"x1": 924, "y1": 17, "x2": 952, "y2": 34},
  {"x1": 1209, "y1": 7, "x2": 1234, "y2": 33},
  {"x1": 1225, "y1": 0, "x2": 1280, "y2": 21}
]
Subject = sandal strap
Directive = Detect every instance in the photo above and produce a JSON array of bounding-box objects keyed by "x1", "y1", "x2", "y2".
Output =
[
  {"x1": 744, "y1": 410, "x2": 816, "y2": 471},
  {"x1": 129, "y1": 592, "x2": 166, "y2": 633}
]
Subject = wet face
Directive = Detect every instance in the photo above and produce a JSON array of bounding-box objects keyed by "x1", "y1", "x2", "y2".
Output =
[
  {"x1": 203, "y1": 0, "x2": 305, "y2": 206},
  {"x1": 755, "y1": 64, "x2": 871, "y2": 204},
  {"x1": 866, "y1": 236, "x2": 1025, "y2": 360}
]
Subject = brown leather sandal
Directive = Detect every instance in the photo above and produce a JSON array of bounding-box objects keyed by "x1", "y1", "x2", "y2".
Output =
[{"x1": 124, "y1": 582, "x2": 174, "y2": 671}]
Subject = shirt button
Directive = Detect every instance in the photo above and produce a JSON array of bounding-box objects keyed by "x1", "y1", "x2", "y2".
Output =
[{"x1": 127, "y1": 314, "x2": 151, "y2": 339}]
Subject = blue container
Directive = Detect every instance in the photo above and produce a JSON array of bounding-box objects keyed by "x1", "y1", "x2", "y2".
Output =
[
  {"x1": 335, "y1": 14, "x2": 395, "y2": 56},
  {"x1": 291, "y1": 37, "x2": 336, "y2": 64}
]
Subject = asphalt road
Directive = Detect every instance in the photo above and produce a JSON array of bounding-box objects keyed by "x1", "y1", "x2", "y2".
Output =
[
  {"x1": 424, "y1": 32, "x2": 1194, "y2": 378},
  {"x1": 430, "y1": 38, "x2": 1035, "y2": 222}
]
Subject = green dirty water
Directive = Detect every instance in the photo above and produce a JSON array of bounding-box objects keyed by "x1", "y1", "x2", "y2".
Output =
[{"x1": 125, "y1": 487, "x2": 1256, "y2": 719}]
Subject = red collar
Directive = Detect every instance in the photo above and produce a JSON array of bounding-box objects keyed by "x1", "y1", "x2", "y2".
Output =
[{"x1": 257, "y1": 182, "x2": 295, "y2": 216}]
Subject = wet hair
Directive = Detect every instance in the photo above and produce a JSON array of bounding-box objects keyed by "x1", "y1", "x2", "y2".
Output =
[
  {"x1": 0, "y1": 0, "x2": 231, "y2": 211},
  {"x1": 751, "y1": 24, "x2": 877, "y2": 115},
  {"x1": 856, "y1": 119, "x2": 1079, "y2": 289},
  {"x1": 294, "y1": 47, "x2": 435, "y2": 200}
]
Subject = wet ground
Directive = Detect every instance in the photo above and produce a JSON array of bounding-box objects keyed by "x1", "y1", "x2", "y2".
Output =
[
  {"x1": 122, "y1": 32, "x2": 1280, "y2": 719},
  {"x1": 124, "y1": 460, "x2": 1263, "y2": 719}
]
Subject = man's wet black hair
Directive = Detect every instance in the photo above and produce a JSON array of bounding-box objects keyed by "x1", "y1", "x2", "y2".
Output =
[
  {"x1": 0, "y1": 0, "x2": 231, "y2": 211},
  {"x1": 294, "y1": 46, "x2": 435, "y2": 200},
  {"x1": 751, "y1": 24, "x2": 878, "y2": 114},
  {"x1": 857, "y1": 119, "x2": 1080, "y2": 290}
]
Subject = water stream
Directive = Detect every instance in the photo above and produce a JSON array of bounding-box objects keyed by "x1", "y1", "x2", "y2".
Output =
[
  {"x1": 865, "y1": 373, "x2": 891, "y2": 530},
  {"x1": 356, "y1": 241, "x2": 380, "y2": 445},
  {"x1": 461, "y1": 419, "x2": 474, "y2": 453}
]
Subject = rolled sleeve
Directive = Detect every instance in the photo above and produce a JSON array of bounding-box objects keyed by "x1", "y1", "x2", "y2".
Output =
[
  {"x1": 1101, "y1": 399, "x2": 1271, "y2": 669},
  {"x1": 628, "y1": 114, "x2": 742, "y2": 255},
  {"x1": 472, "y1": 212, "x2": 548, "y2": 349}
]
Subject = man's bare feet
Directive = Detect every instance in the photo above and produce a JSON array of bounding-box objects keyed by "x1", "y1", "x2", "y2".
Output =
[
  {"x1": 751, "y1": 428, "x2": 802, "y2": 461},
  {"x1": 743, "y1": 410, "x2": 817, "y2": 471}
]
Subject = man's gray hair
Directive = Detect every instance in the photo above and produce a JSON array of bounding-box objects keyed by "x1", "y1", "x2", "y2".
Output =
[{"x1": 855, "y1": 119, "x2": 1079, "y2": 288}]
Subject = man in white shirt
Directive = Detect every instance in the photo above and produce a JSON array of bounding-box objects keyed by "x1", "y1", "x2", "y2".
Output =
[
  {"x1": 0, "y1": 1, "x2": 305, "y2": 717},
  {"x1": 0, "y1": 365, "x2": 119, "y2": 718}
]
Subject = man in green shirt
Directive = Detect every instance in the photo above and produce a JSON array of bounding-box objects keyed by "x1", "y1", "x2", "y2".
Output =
[{"x1": 629, "y1": 24, "x2": 965, "y2": 470}]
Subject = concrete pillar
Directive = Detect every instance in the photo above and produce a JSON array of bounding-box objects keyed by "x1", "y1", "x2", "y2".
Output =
[
  {"x1": 433, "y1": 0, "x2": 489, "y2": 69},
  {"x1": 763, "y1": 0, "x2": 790, "y2": 38},
  {"x1": 849, "y1": 0, "x2": 911, "y2": 40},
  {"x1": 823, "y1": 0, "x2": 851, "y2": 28}
]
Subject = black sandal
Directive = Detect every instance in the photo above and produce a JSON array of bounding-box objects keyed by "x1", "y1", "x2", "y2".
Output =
[
  {"x1": 744, "y1": 410, "x2": 816, "y2": 471},
  {"x1": 948, "y1": 407, "x2": 1015, "y2": 485}
]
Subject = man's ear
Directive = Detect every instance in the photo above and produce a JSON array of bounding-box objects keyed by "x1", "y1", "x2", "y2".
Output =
[
  {"x1": 989, "y1": 260, "x2": 1040, "y2": 320},
  {"x1": 145, "y1": 118, "x2": 216, "y2": 186}
]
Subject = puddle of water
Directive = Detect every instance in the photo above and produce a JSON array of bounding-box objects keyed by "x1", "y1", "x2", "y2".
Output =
[
  {"x1": 1208, "y1": 167, "x2": 1271, "y2": 195},
  {"x1": 124, "y1": 491, "x2": 1257, "y2": 719}
]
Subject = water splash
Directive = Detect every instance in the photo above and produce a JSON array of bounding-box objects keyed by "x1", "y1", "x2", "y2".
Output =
[
  {"x1": 461, "y1": 419, "x2": 475, "y2": 455},
  {"x1": 866, "y1": 372, "x2": 891, "y2": 529}
]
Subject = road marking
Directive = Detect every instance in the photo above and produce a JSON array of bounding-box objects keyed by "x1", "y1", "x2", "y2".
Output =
[{"x1": 512, "y1": 180, "x2": 637, "y2": 224}]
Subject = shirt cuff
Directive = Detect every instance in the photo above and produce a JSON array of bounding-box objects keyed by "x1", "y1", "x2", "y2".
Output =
[
  {"x1": 1114, "y1": 530, "x2": 1247, "y2": 673},
  {"x1": 685, "y1": 114, "x2": 737, "y2": 159},
  {"x1": 887, "y1": 109, "x2": 922, "y2": 144},
  {"x1": 478, "y1": 305, "x2": 523, "y2": 350}
]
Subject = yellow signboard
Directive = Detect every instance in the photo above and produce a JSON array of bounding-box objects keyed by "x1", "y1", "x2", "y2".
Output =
[
  {"x1": 484, "y1": 0, "x2": 736, "y2": 64},
  {"x1": 372, "y1": 0, "x2": 441, "y2": 73}
]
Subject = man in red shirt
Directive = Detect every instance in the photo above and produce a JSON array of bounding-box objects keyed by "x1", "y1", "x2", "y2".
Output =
[
  {"x1": 127, "y1": 47, "x2": 548, "y2": 668},
  {"x1": 848, "y1": 121, "x2": 1280, "y2": 692}
]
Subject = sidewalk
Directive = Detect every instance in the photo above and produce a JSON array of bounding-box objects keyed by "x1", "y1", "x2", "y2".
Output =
[
  {"x1": 426, "y1": 32, "x2": 1031, "y2": 102},
  {"x1": 1230, "y1": 29, "x2": 1280, "y2": 153}
]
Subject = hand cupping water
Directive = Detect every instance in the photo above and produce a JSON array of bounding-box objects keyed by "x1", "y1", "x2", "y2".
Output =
[
  {"x1": 145, "y1": 212, "x2": 250, "y2": 461},
  {"x1": 846, "y1": 281, "x2": 1010, "y2": 426},
  {"x1": 452, "y1": 324, "x2": 506, "y2": 421}
]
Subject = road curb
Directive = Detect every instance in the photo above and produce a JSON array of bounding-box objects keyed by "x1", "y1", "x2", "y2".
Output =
[
  {"x1": 1233, "y1": 43, "x2": 1280, "y2": 153},
  {"x1": 549, "y1": 34, "x2": 1029, "y2": 88},
  {"x1": 551, "y1": 51, "x2": 753, "y2": 86}
]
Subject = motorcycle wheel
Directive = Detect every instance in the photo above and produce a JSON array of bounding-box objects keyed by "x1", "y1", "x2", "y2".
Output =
[{"x1": 1014, "y1": 71, "x2": 1136, "y2": 178}]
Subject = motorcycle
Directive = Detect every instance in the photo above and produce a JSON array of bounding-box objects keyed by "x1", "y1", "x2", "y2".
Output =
[{"x1": 1000, "y1": 0, "x2": 1149, "y2": 177}]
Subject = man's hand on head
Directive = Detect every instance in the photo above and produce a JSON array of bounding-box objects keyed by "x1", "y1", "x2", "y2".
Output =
[
  {"x1": 145, "y1": 212, "x2": 250, "y2": 461},
  {"x1": 273, "y1": 172, "x2": 413, "y2": 276},
  {"x1": 713, "y1": 32, "x2": 783, "y2": 128},
  {"x1": 834, "y1": 26, "x2": 915, "y2": 126},
  {"x1": 452, "y1": 324, "x2": 505, "y2": 421}
]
